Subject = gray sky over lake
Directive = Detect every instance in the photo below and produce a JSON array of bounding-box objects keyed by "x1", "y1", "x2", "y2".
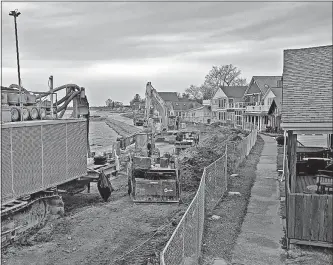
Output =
[{"x1": 2, "y1": 1, "x2": 332, "y2": 106}]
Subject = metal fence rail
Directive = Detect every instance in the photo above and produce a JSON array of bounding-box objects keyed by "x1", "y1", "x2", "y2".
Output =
[
  {"x1": 1, "y1": 119, "x2": 87, "y2": 204},
  {"x1": 160, "y1": 126, "x2": 258, "y2": 265}
]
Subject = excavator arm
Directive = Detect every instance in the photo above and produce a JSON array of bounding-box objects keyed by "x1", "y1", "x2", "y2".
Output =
[{"x1": 144, "y1": 82, "x2": 169, "y2": 131}]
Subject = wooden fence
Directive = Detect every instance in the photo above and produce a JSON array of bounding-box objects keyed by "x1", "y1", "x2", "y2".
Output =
[{"x1": 285, "y1": 155, "x2": 333, "y2": 248}]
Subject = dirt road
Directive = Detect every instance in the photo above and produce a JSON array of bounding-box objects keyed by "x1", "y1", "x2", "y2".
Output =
[{"x1": 2, "y1": 167, "x2": 190, "y2": 265}]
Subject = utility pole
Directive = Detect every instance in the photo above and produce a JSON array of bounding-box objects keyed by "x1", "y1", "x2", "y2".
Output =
[{"x1": 9, "y1": 9, "x2": 23, "y2": 121}]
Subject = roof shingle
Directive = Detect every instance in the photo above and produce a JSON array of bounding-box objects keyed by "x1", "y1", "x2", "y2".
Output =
[
  {"x1": 158, "y1": 92, "x2": 179, "y2": 102},
  {"x1": 221, "y1": 86, "x2": 247, "y2": 99},
  {"x1": 282, "y1": 45, "x2": 333, "y2": 124},
  {"x1": 252, "y1": 76, "x2": 282, "y2": 95}
]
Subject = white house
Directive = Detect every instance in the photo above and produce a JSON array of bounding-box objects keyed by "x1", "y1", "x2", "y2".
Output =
[
  {"x1": 210, "y1": 86, "x2": 247, "y2": 127},
  {"x1": 243, "y1": 76, "x2": 282, "y2": 131}
]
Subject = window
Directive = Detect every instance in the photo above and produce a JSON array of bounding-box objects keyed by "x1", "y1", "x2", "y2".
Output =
[
  {"x1": 228, "y1": 98, "x2": 234, "y2": 108},
  {"x1": 277, "y1": 80, "x2": 282, "y2": 87},
  {"x1": 267, "y1": 98, "x2": 273, "y2": 107}
]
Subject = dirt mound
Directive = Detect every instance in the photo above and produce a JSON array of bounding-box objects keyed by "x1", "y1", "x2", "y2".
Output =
[{"x1": 178, "y1": 126, "x2": 249, "y2": 191}]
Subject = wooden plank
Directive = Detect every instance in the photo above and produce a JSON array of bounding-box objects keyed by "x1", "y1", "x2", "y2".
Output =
[
  {"x1": 294, "y1": 194, "x2": 303, "y2": 240},
  {"x1": 326, "y1": 196, "x2": 333, "y2": 243},
  {"x1": 290, "y1": 134, "x2": 297, "y2": 193},
  {"x1": 310, "y1": 195, "x2": 320, "y2": 241},
  {"x1": 318, "y1": 195, "x2": 327, "y2": 241},
  {"x1": 287, "y1": 194, "x2": 295, "y2": 239},
  {"x1": 302, "y1": 194, "x2": 311, "y2": 240},
  {"x1": 290, "y1": 238, "x2": 333, "y2": 248},
  {"x1": 318, "y1": 195, "x2": 328, "y2": 242}
]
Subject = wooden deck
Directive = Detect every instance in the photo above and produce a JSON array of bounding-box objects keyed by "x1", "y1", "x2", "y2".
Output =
[{"x1": 295, "y1": 175, "x2": 316, "y2": 193}]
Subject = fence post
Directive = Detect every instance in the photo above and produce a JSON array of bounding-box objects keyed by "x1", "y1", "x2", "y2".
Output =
[
  {"x1": 225, "y1": 144, "x2": 228, "y2": 192},
  {"x1": 196, "y1": 196, "x2": 200, "y2": 262},
  {"x1": 182, "y1": 221, "x2": 185, "y2": 262}
]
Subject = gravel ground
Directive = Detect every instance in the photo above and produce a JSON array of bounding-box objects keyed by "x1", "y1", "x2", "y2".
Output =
[
  {"x1": 201, "y1": 135, "x2": 265, "y2": 263},
  {"x1": 1, "y1": 116, "x2": 197, "y2": 265}
]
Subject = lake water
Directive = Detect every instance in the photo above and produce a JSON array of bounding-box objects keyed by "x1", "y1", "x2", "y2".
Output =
[{"x1": 63, "y1": 110, "x2": 135, "y2": 155}]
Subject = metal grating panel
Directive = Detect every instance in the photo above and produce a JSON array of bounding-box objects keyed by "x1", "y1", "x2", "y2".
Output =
[
  {"x1": 42, "y1": 124, "x2": 67, "y2": 186},
  {"x1": 2, "y1": 120, "x2": 88, "y2": 204},
  {"x1": 67, "y1": 122, "x2": 87, "y2": 179},
  {"x1": 1, "y1": 128, "x2": 13, "y2": 202}
]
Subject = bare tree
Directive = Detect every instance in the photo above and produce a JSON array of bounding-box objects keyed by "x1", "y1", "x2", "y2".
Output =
[
  {"x1": 185, "y1": 85, "x2": 203, "y2": 100},
  {"x1": 204, "y1": 64, "x2": 247, "y2": 89}
]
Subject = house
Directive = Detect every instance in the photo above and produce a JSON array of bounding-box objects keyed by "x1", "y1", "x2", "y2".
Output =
[
  {"x1": 243, "y1": 76, "x2": 282, "y2": 131},
  {"x1": 210, "y1": 86, "x2": 247, "y2": 127},
  {"x1": 158, "y1": 92, "x2": 201, "y2": 118},
  {"x1": 281, "y1": 45, "x2": 333, "y2": 248},
  {"x1": 267, "y1": 86, "x2": 283, "y2": 132},
  {"x1": 183, "y1": 105, "x2": 212, "y2": 124},
  {"x1": 172, "y1": 100, "x2": 202, "y2": 119},
  {"x1": 158, "y1": 92, "x2": 180, "y2": 116}
]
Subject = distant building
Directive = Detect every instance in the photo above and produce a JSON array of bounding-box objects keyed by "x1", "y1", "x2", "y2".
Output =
[
  {"x1": 183, "y1": 105, "x2": 212, "y2": 124},
  {"x1": 158, "y1": 92, "x2": 201, "y2": 118},
  {"x1": 210, "y1": 86, "x2": 247, "y2": 127},
  {"x1": 242, "y1": 76, "x2": 282, "y2": 131}
]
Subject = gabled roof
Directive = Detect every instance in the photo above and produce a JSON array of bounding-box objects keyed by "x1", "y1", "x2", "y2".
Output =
[
  {"x1": 221, "y1": 86, "x2": 247, "y2": 99},
  {"x1": 186, "y1": 105, "x2": 209, "y2": 112},
  {"x1": 282, "y1": 45, "x2": 333, "y2": 125},
  {"x1": 213, "y1": 86, "x2": 247, "y2": 99},
  {"x1": 245, "y1": 76, "x2": 282, "y2": 95},
  {"x1": 172, "y1": 101, "x2": 201, "y2": 111},
  {"x1": 158, "y1": 92, "x2": 179, "y2": 102},
  {"x1": 270, "y1": 87, "x2": 282, "y2": 110}
]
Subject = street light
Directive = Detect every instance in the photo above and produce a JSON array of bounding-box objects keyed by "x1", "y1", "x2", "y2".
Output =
[{"x1": 9, "y1": 9, "x2": 23, "y2": 121}]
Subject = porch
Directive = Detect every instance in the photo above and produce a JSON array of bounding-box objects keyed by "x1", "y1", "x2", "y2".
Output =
[
  {"x1": 243, "y1": 113, "x2": 269, "y2": 131},
  {"x1": 284, "y1": 130, "x2": 333, "y2": 248}
]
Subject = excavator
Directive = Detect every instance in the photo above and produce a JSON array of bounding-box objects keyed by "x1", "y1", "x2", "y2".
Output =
[
  {"x1": 1, "y1": 77, "x2": 118, "y2": 247},
  {"x1": 126, "y1": 82, "x2": 181, "y2": 203}
]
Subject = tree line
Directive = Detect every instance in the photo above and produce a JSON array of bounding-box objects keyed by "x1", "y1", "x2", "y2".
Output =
[{"x1": 184, "y1": 64, "x2": 247, "y2": 101}]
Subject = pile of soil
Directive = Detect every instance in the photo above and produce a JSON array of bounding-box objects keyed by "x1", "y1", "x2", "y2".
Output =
[{"x1": 178, "y1": 125, "x2": 249, "y2": 192}]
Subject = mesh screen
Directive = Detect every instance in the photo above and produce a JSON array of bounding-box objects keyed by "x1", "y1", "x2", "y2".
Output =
[
  {"x1": 160, "y1": 128, "x2": 258, "y2": 265},
  {"x1": 1, "y1": 128, "x2": 13, "y2": 202},
  {"x1": 1, "y1": 120, "x2": 87, "y2": 204}
]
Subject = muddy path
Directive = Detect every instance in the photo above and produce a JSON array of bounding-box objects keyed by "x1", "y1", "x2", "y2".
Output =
[{"x1": 2, "y1": 171, "x2": 190, "y2": 265}]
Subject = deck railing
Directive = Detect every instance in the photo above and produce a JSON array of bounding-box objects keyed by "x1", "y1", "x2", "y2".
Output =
[
  {"x1": 160, "y1": 126, "x2": 258, "y2": 264},
  {"x1": 284, "y1": 154, "x2": 333, "y2": 247}
]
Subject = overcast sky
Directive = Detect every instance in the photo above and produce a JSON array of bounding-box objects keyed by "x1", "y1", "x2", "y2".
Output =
[{"x1": 2, "y1": 1, "x2": 332, "y2": 106}]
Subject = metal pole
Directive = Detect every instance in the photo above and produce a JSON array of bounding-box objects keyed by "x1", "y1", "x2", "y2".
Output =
[
  {"x1": 9, "y1": 10, "x2": 22, "y2": 120},
  {"x1": 49, "y1": 76, "x2": 54, "y2": 118}
]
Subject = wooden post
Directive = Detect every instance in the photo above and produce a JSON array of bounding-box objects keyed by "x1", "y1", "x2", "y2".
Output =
[{"x1": 288, "y1": 131, "x2": 297, "y2": 193}]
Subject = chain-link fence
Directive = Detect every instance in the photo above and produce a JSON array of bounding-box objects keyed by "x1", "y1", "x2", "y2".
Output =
[{"x1": 160, "y1": 126, "x2": 258, "y2": 265}]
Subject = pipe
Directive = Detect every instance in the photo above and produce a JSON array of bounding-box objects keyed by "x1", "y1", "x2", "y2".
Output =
[
  {"x1": 57, "y1": 90, "x2": 80, "y2": 114},
  {"x1": 54, "y1": 91, "x2": 74, "y2": 106},
  {"x1": 36, "y1": 84, "x2": 81, "y2": 100},
  {"x1": 49, "y1": 76, "x2": 54, "y2": 118}
]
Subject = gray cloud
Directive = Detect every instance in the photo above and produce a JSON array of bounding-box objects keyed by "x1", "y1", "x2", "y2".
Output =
[{"x1": 2, "y1": 1, "x2": 332, "y2": 106}]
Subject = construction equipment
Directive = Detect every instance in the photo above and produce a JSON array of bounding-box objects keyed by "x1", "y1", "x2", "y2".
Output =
[
  {"x1": 127, "y1": 131, "x2": 181, "y2": 203},
  {"x1": 174, "y1": 130, "x2": 200, "y2": 155},
  {"x1": 133, "y1": 111, "x2": 145, "y2": 126},
  {"x1": 1, "y1": 76, "x2": 119, "y2": 247},
  {"x1": 143, "y1": 82, "x2": 177, "y2": 134}
]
